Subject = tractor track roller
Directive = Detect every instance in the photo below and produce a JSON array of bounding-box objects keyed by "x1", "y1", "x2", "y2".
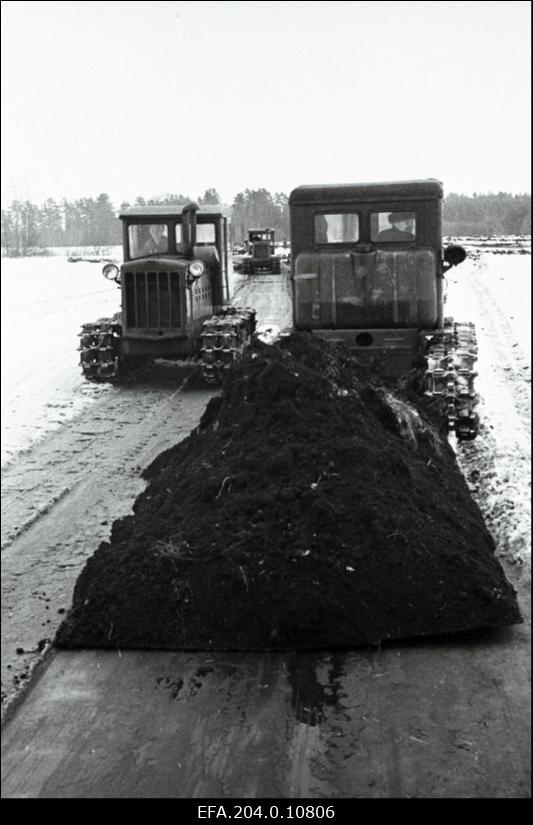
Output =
[
  {"x1": 200, "y1": 307, "x2": 256, "y2": 385},
  {"x1": 424, "y1": 320, "x2": 479, "y2": 440},
  {"x1": 78, "y1": 316, "x2": 122, "y2": 382}
]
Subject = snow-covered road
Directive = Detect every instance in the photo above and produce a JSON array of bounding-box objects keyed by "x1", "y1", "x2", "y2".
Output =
[{"x1": 445, "y1": 251, "x2": 531, "y2": 570}]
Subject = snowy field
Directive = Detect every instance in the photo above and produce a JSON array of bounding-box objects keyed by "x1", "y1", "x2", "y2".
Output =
[
  {"x1": 1, "y1": 257, "x2": 121, "y2": 465},
  {"x1": 46, "y1": 245, "x2": 122, "y2": 258},
  {"x1": 445, "y1": 246, "x2": 531, "y2": 358}
]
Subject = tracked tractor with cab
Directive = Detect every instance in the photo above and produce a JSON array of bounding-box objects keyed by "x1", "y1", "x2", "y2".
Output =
[
  {"x1": 241, "y1": 228, "x2": 281, "y2": 275},
  {"x1": 289, "y1": 180, "x2": 478, "y2": 440},
  {"x1": 78, "y1": 202, "x2": 255, "y2": 385}
]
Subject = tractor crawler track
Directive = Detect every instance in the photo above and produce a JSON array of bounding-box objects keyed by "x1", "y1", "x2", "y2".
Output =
[
  {"x1": 200, "y1": 307, "x2": 256, "y2": 385},
  {"x1": 78, "y1": 315, "x2": 122, "y2": 382},
  {"x1": 424, "y1": 319, "x2": 479, "y2": 440}
]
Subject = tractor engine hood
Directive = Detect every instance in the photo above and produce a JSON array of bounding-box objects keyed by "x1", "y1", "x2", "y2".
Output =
[{"x1": 122, "y1": 257, "x2": 190, "y2": 273}]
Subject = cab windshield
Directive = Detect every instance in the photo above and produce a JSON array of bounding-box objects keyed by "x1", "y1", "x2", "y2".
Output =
[{"x1": 128, "y1": 224, "x2": 169, "y2": 259}]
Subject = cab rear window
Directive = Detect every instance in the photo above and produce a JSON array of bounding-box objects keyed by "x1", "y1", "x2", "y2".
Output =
[
  {"x1": 371, "y1": 211, "x2": 416, "y2": 242},
  {"x1": 315, "y1": 213, "x2": 359, "y2": 244}
]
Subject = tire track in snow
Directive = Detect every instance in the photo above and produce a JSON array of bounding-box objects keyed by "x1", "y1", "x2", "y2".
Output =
[{"x1": 448, "y1": 257, "x2": 531, "y2": 570}]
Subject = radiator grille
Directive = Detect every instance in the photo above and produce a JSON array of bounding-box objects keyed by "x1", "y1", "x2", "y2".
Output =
[
  {"x1": 124, "y1": 271, "x2": 182, "y2": 329},
  {"x1": 253, "y1": 242, "x2": 270, "y2": 260}
]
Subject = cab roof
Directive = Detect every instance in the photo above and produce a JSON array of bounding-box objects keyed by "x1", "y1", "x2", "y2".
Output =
[
  {"x1": 289, "y1": 179, "x2": 443, "y2": 205},
  {"x1": 119, "y1": 205, "x2": 225, "y2": 220}
]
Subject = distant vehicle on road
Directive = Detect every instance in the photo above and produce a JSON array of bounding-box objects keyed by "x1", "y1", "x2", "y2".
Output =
[{"x1": 240, "y1": 228, "x2": 281, "y2": 275}]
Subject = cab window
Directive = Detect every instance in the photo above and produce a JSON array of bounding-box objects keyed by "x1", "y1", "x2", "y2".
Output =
[
  {"x1": 196, "y1": 223, "x2": 216, "y2": 243},
  {"x1": 128, "y1": 224, "x2": 168, "y2": 259},
  {"x1": 371, "y1": 211, "x2": 416, "y2": 242},
  {"x1": 315, "y1": 213, "x2": 359, "y2": 244},
  {"x1": 175, "y1": 223, "x2": 216, "y2": 245}
]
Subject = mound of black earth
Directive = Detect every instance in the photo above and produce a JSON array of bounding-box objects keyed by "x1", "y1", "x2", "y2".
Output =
[{"x1": 56, "y1": 333, "x2": 522, "y2": 650}]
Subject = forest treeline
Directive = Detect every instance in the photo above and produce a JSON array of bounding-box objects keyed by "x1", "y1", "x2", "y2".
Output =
[{"x1": 1, "y1": 188, "x2": 530, "y2": 256}]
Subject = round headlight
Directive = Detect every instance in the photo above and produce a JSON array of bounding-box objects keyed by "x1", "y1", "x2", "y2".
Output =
[
  {"x1": 102, "y1": 263, "x2": 120, "y2": 282},
  {"x1": 189, "y1": 260, "x2": 205, "y2": 278}
]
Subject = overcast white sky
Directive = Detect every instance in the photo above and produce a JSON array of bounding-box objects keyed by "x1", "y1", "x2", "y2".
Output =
[{"x1": 1, "y1": 0, "x2": 531, "y2": 206}]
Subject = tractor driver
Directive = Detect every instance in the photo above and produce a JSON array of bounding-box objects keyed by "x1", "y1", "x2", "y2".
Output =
[
  {"x1": 143, "y1": 223, "x2": 168, "y2": 255},
  {"x1": 376, "y1": 212, "x2": 415, "y2": 242}
]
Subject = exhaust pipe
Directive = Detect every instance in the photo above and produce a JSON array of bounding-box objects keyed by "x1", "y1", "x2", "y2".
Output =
[{"x1": 181, "y1": 201, "x2": 198, "y2": 258}]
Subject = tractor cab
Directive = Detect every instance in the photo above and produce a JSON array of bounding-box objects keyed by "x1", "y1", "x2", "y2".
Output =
[
  {"x1": 289, "y1": 180, "x2": 466, "y2": 376},
  {"x1": 102, "y1": 202, "x2": 229, "y2": 360},
  {"x1": 246, "y1": 228, "x2": 275, "y2": 255},
  {"x1": 79, "y1": 201, "x2": 255, "y2": 384}
]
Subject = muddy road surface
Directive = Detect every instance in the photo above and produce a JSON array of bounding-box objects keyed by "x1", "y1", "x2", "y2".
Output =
[
  {"x1": 1, "y1": 374, "x2": 216, "y2": 705},
  {"x1": 1, "y1": 628, "x2": 530, "y2": 798},
  {"x1": 1, "y1": 253, "x2": 530, "y2": 798}
]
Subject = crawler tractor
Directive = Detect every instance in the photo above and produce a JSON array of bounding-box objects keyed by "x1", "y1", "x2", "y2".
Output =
[
  {"x1": 241, "y1": 228, "x2": 281, "y2": 275},
  {"x1": 289, "y1": 180, "x2": 478, "y2": 439},
  {"x1": 78, "y1": 202, "x2": 255, "y2": 384}
]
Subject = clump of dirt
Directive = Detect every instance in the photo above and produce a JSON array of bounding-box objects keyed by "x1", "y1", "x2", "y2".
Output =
[{"x1": 56, "y1": 333, "x2": 521, "y2": 650}]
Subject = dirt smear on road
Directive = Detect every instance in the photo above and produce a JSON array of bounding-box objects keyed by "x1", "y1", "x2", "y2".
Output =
[{"x1": 56, "y1": 334, "x2": 521, "y2": 650}]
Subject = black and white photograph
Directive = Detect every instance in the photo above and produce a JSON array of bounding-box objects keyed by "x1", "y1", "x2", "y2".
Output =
[{"x1": 1, "y1": 0, "x2": 530, "y2": 801}]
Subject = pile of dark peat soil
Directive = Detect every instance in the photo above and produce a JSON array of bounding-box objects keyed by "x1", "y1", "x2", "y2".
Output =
[{"x1": 56, "y1": 333, "x2": 521, "y2": 650}]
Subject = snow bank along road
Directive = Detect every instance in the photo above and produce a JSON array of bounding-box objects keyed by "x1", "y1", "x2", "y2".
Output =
[{"x1": 1, "y1": 248, "x2": 530, "y2": 797}]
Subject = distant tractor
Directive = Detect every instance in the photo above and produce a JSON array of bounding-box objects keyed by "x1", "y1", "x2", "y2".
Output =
[
  {"x1": 289, "y1": 180, "x2": 478, "y2": 439},
  {"x1": 78, "y1": 202, "x2": 255, "y2": 383},
  {"x1": 241, "y1": 228, "x2": 281, "y2": 275}
]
